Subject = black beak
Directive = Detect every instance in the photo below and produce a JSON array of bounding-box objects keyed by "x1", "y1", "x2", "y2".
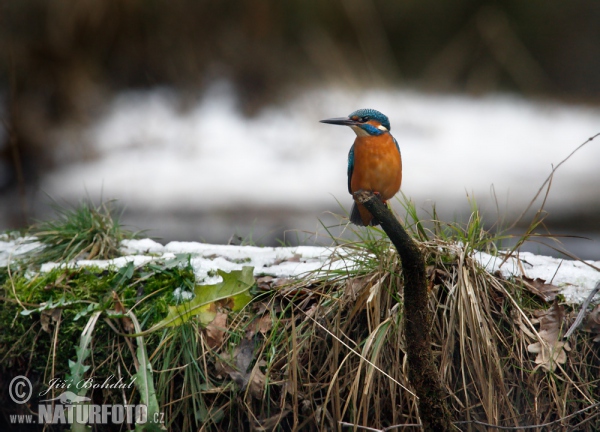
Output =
[{"x1": 319, "y1": 117, "x2": 358, "y2": 126}]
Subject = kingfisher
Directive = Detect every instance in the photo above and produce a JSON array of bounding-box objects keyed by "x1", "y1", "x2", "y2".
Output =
[{"x1": 320, "y1": 108, "x2": 402, "y2": 226}]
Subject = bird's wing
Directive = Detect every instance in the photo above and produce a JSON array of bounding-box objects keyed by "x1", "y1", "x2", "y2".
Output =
[
  {"x1": 393, "y1": 136, "x2": 400, "y2": 155},
  {"x1": 347, "y1": 144, "x2": 355, "y2": 194}
]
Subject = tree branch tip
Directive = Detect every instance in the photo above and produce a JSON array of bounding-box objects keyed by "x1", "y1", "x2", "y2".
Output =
[{"x1": 353, "y1": 190, "x2": 376, "y2": 204}]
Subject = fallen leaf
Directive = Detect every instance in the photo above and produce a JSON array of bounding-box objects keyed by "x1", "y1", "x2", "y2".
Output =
[
  {"x1": 40, "y1": 310, "x2": 52, "y2": 333},
  {"x1": 583, "y1": 304, "x2": 600, "y2": 342},
  {"x1": 426, "y1": 266, "x2": 450, "y2": 291},
  {"x1": 204, "y1": 311, "x2": 228, "y2": 348},
  {"x1": 40, "y1": 308, "x2": 62, "y2": 333},
  {"x1": 146, "y1": 266, "x2": 254, "y2": 332},
  {"x1": 250, "y1": 409, "x2": 291, "y2": 431},
  {"x1": 246, "y1": 314, "x2": 273, "y2": 339},
  {"x1": 527, "y1": 302, "x2": 570, "y2": 371},
  {"x1": 256, "y1": 276, "x2": 274, "y2": 291},
  {"x1": 272, "y1": 254, "x2": 302, "y2": 266},
  {"x1": 256, "y1": 314, "x2": 272, "y2": 335},
  {"x1": 112, "y1": 291, "x2": 134, "y2": 333},
  {"x1": 51, "y1": 308, "x2": 61, "y2": 321},
  {"x1": 520, "y1": 276, "x2": 561, "y2": 302},
  {"x1": 273, "y1": 278, "x2": 292, "y2": 288},
  {"x1": 214, "y1": 339, "x2": 265, "y2": 398},
  {"x1": 346, "y1": 277, "x2": 369, "y2": 300},
  {"x1": 247, "y1": 361, "x2": 266, "y2": 399}
]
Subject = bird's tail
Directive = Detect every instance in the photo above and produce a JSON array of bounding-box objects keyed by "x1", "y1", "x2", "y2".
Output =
[
  {"x1": 350, "y1": 202, "x2": 380, "y2": 226},
  {"x1": 350, "y1": 202, "x2": 365, "y2": 225},
  {"x1": 350, "y1": 195, "x2": 388, "y2": 226}
]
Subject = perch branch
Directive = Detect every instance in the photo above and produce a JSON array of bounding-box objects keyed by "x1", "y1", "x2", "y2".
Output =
[{"x1": 353, "y1": 190, "x2": 454, "y2": 431}]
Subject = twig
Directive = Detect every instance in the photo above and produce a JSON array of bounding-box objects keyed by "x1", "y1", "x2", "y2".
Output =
[
  {"x1": 500, "y1": 132, "x2": 600, "y2": 268},
  {"x1": 507, "y1": 133, "x2": 600, "y2": 232},
  {"x1": 564, "y1": 280, "x2": 600, "y2": 340}
]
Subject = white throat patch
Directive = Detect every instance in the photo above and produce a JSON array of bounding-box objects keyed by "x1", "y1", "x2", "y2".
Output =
[{"x1": 350, "y1": 125, "x2": 370, "y2": 137}]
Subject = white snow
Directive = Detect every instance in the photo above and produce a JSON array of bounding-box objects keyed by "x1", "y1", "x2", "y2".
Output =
[
  {"x1": 40, "y1": 255, "x2": 159, "y2": 273},
  {"x1": 2, "y1": 236, "x2": 598, "y2": 304},
  {"x1": 29, "y1": 238, "x2": 349, "y2": 285},
  {"x1": 41, "y1": 83, "x2": 600, "y2": 218},
  {"x1": 120, "y1": 238, "x2": 165, "y2": 254},
  {"x1": 474, "y1": 251, "x2": 600, "y2": 304},
  {"x1": 0, "y1": 235, "x2": 41, "y2": 267}
]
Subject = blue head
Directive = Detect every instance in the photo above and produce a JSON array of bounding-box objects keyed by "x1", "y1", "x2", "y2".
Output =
[{"x1": 320, "y1": 108, "x2": 391, "y2": 136}]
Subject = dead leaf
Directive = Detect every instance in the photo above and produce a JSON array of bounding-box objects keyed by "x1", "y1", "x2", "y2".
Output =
[
  {"x1": 40, "y1": 310, "x2": 52, "y2": 333},
  {"x1": 214, "y1": 339, "x2": 265, "y2": 398},
  {"x1": 527, "y1": 302, "x2": 570, "y2": 371},
  {"x1": 256, "y1": 276, "x2": 274, "y2": 291},
  {"x1": 112, "y1": 291, "x2": 134, "y2": 333},
  {"x1": 51, "y1": 308, "x2": 61, "y2": 322},
  {"x1": 273, "y1": 278, "x2": 292, "y2": 288},
  {"x1": 304, "y1": 303, "x2": 318, "y2": 319},
  {"x1": 426, "y1": 266, "x2": 450, "y2": 291},
  {"x1": 205, "y1": 311, "x2": 228, "y2": 348},
  {"x1": 520, "y1": 276, "x2": 561, "y2": 302},
  {"x1": 247, "y1": 361, "x2": 266, "y2": 399},
  {"x1": 40, "y1": 308, "x2": 62, "y2": 333},
  {"x1": 247, "y1": 314, "x2": 273, "y2": 339},
  {"x1": 346, "y1": 277, "x2": 369, "y2": 300},
  {"x1": 256, "y1": 314, "x2": 272, "y2": 335},
  {"x1": 253, "y1": 301, "x2": 269, "y2": 315},
  {"x1": 250, "y1": 409, "x2": 291, "y2": 431},
  {"x1": 583, "y1": 304, "x2": 600, "y2": 342},
  {"x1": 272, "y1": 254, "x2": 302, "y2": 266}
]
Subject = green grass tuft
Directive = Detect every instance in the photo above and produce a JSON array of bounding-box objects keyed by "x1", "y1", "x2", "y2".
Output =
[{"x1": 28, "y1": 199, "x2": 136, "y2": 265}]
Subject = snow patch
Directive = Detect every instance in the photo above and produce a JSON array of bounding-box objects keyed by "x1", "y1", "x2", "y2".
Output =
[
  {"x1": 0, "y1": 236, "x2": 41, "y2": 267},
  {"x1": 474, "y1": 251, "x2": 600, "y2": 304},
  {"x1": 3, "y1": 236, "x2": 598, "y2": 304}
]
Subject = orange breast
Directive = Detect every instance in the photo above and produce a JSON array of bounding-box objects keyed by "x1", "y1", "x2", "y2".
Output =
[{"x1": 350, "y1": 134, "x2": 402, "y2": 200}]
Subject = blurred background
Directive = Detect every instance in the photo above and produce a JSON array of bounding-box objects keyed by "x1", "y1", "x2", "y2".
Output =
[{"x1": 1, "y1": 0, "x2": 599, "y2": 258}]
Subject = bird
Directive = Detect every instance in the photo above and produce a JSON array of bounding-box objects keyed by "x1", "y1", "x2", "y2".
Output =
[{"x1": 320, "y1": 108, "x2": 402, "y2": 226}]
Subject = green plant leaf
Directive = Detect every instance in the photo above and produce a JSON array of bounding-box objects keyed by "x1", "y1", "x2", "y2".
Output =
[
  {"x1": 129, "y1": 312, "x2": 163, "y2": 432},
  {"x1": 20, "y1": 296, "x2": 86, "y2": 316},
  {"x1": 136, "y1": 266, "x2": 254, "y2": 336},
  {"x1": 67, "y1": 310, "x2": 102, "y2": 432}
]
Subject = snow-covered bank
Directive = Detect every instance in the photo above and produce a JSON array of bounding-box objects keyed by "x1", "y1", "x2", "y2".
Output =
[{"x1": 2, "y1": 236, "x2": 599, "y2": 305}]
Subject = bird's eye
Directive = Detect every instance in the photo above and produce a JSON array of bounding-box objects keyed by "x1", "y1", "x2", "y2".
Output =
[{"x1": 360, "y1": 116, "x2": 369, "y2": 122}]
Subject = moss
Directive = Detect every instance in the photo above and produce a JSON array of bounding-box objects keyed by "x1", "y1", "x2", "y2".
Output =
[{"x1": 0, "y1": 256, "x2": 196, "y2": 386}]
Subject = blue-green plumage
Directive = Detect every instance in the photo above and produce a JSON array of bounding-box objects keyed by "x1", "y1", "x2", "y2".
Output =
[
  {"x1": 357, "y1": 123, "x2": 385, "y2": 136},
  {"x1": 347, "y1": 144, "x2": 354, "y2": 194},
  {"x1": 347, "y1": 144, "x2": 364, "y2": 224},
  {"x1": 348, "y1": 108, "x2": 391, "y2": 131}
]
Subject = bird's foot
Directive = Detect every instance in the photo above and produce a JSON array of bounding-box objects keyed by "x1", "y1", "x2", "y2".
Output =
[{"x1": 373, "y1": 191, "x2": 385, "y2": 204}]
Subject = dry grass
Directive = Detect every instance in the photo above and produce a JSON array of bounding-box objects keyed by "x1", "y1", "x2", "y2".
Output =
[
  {"x1": 142, "y1": 224, "x2": 596, "y2": 431},
  {"x1": 3, "y1": 203, "x2": 600, "y2": 431},
  {"x1": 131, "y1": 189, "x2": 596, "y2": 430},
  {"x1": 3, "y1": 207, "x2": 600, "y2": 431}
]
